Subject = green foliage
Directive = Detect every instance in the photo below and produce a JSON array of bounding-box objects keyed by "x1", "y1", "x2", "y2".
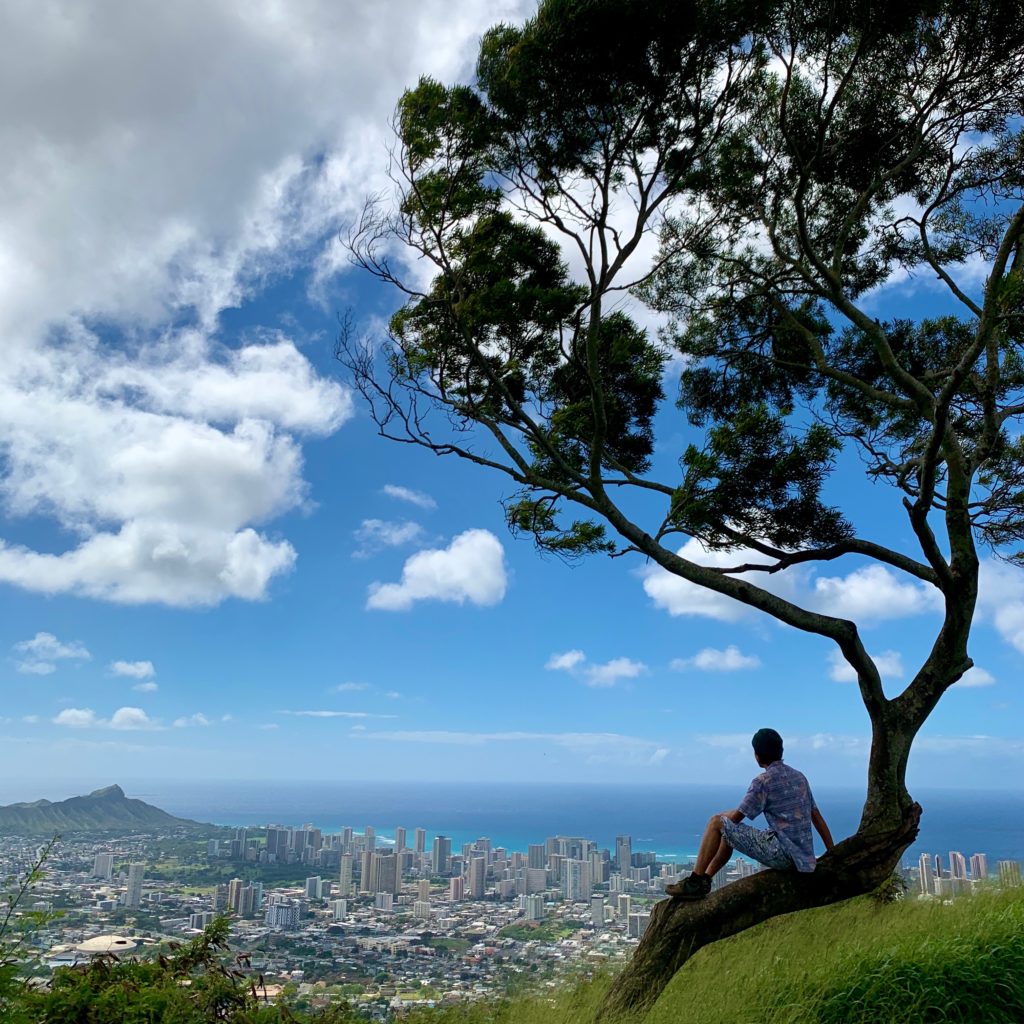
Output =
[{"x1": 15, "y1": 918, "x2": 360, "y2": 1024}]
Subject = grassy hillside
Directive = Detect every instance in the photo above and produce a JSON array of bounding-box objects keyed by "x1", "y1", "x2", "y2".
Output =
[{"x1": 408, "y1": 888, "x2": 1024, "y2": 1024}]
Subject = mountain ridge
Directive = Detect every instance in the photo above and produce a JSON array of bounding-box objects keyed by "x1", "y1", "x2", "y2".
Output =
[{"x1": 0, "y1": 785, "x2": 206, "y2": 833}]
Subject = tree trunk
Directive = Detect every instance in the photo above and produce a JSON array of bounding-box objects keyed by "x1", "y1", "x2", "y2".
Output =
[{"x1": 597, "y1": 802, "x2": 921, "y2": 1021}]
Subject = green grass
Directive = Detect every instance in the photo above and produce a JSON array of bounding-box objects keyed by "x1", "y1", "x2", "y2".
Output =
[
  {"x1": 647, "y1": 886, "x2": 1024, "y2": 1024},
  {"x1": 406, "y1": 888, "x2": 1024, "y2": 1024}
]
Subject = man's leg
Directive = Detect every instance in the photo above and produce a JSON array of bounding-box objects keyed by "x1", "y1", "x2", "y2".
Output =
[{"x1": 694, "y1": 813, "x2": 733, "y2": 877}]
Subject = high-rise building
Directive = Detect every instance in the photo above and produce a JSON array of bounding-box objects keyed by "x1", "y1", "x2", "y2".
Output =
[
  {"x1": 305, "y1": 876, "x2": 322, "y2": 899},
  {"x1": 591, "y1": 895, "x2": 605, "y2": 928},
  {"x1": 475, "y1": 837, "x2": 492, "y2": 863},
  {"x1": 331, "y1": 899, "x2": 348, "y2": 920},
  {"x1": 525, "y1": 868, "x2": 547, "y2": 894},
  {"x1": 528, "y1": 844, "x2": 546, "y2": 869},
  {"x1": 207, "y1": 839, "x2": 220, "y2": 858},
  {"x1": 341, "y1": 826, "x2": 353, "y2": 849},
  {"x1": 418, "y1": 879, "x2": 431, "y2": 901},
  {"x1": 374, "y1": 892, "x2": 394, "y2": 912},
  {"x1": 617, "y1": 894, "x2": 632, "y2": 919},
  {"x1": 918, "y1": 852, "x2": 935, "y2": 895},
  {"x1": 360, "y1": 851, "x2": 374, "y2": 893},
  {"x1": 469, "y1": 856, "x2": 487, "y2": 899},
  {"x1": 934, "y1": 854, "x2": 943, "y2": 878},
  {"x1": 615, "y1": 836, "x2": 632, "y2": 873},
  {"x1": 432, "y1": 835, "x2": 452, "y2": 875},
  {"x1": 524, "y1": 894, "x2": 545, "y2": 921},
  {"x1": 998, "y1": 860, "x2": 1022, "y2": 887},
  {"x1": 970, "y1": 853, "x2": 989, "y2": 881},
  {"x1": 227, "y1": 877, "x2": 244, "y2": 912},
  {"x1": 414, "y1": 828, "x2": 426, "y2": 854},
  {"x1": 562, "y1": 859, "x2": 592, "y2": 902},
  {"x1": 365, "y1": 826, "x2": 376, "y2": 852},
  {"x1": 413, "y1": 900, "x2": 431, "y2": 919},
  {"x1": 395, "y1": 827, "x2": 406, "y2": 854},
  {"x1": 265, "y1": 901, "x2": 301, "y2": 929},
  {"x1": 628, "y1": 912, "x2": 650, "y2": 938},
  {"x1": 449, "y1": 876, "x2": 465, "y2": 901},
  {"x1": 124, "y1": 863, "x2": 144, "y2": 909},
  {"x1": 92, "y1": 853, "x2": 114, "y2": 879},
  {"x1": 370, "y1": 850, "x2": 399, "y2": 894},
  {"x1": 948, "y1": 851, "x2": 968, "y2": 880},
  {"x1": 339, "y1": 853, "x2": 354, "y2": 897}
]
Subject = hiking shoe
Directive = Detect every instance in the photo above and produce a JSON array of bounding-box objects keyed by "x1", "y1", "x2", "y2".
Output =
[{"x1": 665, "y1": 873, "x2": 712, "y2": 900}]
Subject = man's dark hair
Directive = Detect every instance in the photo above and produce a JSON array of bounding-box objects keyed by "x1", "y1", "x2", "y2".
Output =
[{"x1": 752, "y1": 728, "x2": 783, "y2": 763}]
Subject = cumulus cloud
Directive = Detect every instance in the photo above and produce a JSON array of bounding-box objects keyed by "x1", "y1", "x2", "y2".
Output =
[
  {"x1": 0, "y1": 0, "x2": 533, "y2": 608},
  {"x1": 546, "y1": 650, "x2": 586, "y2": 672},
  {"x1": 382, "y1": 484, "x2": 437, "y2": 510},
  {"x1": 133, "y1": 682, "x2": 159, "y2": 693},
  {"x1": 813, "y1": 565, "x2": 941, "y2": 622},
  {"x1": 545, "y1": 649, "x2": 646, "y2": 687},
  {"x1": 52, "y1": 708, "x2": 97, "y2": 729},
  {"x1": 671, "y1": 646, "x2": 762, "y2": 672},
  {"x1": 13, "y1": 632, "x2": 91, "y2": 675},
  {"x1": 352, "y1": 519, "x2": 423, "y2": 558},
  {"x1": 828, "y1": 649, "x2": 905, "y2": 683},
  {"x1": 366, "y1": 529, "x2": 507, "y2": 611},
  {"x1": 978, "y1": 559, "x2": 1024, "y2": 653},
  {"x1": 110, "y1": 660, "x2": 155, "y2": 679},
  {"x1": 641, "y1": 539, "x2": 806, "y2": 622},
  {"x1": 52, "y1": 705, "x2": 157, "y2": 730},
  {"x1": 956, "y1": 667, "x2": 996, "y2": 688}
]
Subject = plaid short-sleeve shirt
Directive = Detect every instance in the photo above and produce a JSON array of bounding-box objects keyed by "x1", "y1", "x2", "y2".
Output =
[{"x1": 737, "y1": 760, "x2": 818, "y2": 872}]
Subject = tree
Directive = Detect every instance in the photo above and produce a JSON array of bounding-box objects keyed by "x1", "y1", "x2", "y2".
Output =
[{"x1": 339, "y1": 0, "x2": 1024, "y2": 1015}]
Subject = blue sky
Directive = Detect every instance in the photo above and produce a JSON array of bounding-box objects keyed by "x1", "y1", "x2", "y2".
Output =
[{"x1": 0, "y1": 1, "x2": 1021, "y2": 796}]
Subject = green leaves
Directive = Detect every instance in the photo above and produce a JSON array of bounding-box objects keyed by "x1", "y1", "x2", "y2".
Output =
[{"x1": 674, "y1": 405, "x2": 851, "y2": 549}]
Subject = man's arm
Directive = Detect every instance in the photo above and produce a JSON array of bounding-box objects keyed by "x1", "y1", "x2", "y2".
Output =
[
  {"x1": 720, "y1": 809, "x2": 744, "y2": 824},
  {"x1": 811, "y1": 807, "x2": 835, "y2": 852}
]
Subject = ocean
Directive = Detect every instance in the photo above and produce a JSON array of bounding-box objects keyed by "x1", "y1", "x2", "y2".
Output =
[{"x1": 55, "y1": 779, "x2": 1024, "y2": 865}]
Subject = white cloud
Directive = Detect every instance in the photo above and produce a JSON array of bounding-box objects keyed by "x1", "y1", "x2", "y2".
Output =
[
  {"x1": 110, "y1": 660, "x2": 155, "y2": 679},
  {"x1": 13, "y1": 631, "x2": 91, "y2": 675},
  {"x1": 133, "y1": 682, "x2": 159, "y2": 693},
  {"x1": 672, "y1": 646, "x2": 762, "y2": 672},
  {"x1": 53, "y1": 705, "x2": 157, "y2": 730},
  {"x1": 545, "y1": 649, "x2": 646, "y2": 687},
  {"x1": 366, "y1": 529, "x2": 507, "y2": 611},
  {"x1": 813, "y1": 565, "x2": 941, "y2": 622},
  {"x1": 109, "y1": 707, "x2": 157, "y2": 731},
  {"x1": 546, "y1": 650, "x2": 586, "y2": 672},
  {"x1": 641, "y1": 539, "x2": 806, "y2": 622},
  {"x1": 333, "y1": 682, "x2": 369, "y2": 692},
  {"x1": 0, "y1": 0, "x2": 536, "y2": 608},
  {"x1": 978, "y1": 559, "x2": 1024, "y2": 653},
  {"x1": 827, "y1": 649, "x2": 905, "y2": 683},
  {"x1": 173, "y1": 713, "x2": 212, "y2": 727},
  {"x1": 53, "y1": 708, "x2": 97, "y2": 729},
  {"x1": 352, "y1": 519, "x2": 423, "y2": 558},
  {"x1": 382, "y1": 484, "x2": 437, "y2": 510},
  {"x1": 16, "y1": 661, "x2": 56, "y2": 676},
  {"x1": 956, "y1": 667, "x2": 996, "y2": 688},
  {"x1": 584, "y1": 657, "x2": 647, "y2": 688}
]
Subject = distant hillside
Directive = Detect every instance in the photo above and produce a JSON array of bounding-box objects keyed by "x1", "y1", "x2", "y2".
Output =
[{"x1": 0, "y1": 784, "x2": 205, "y2": 834}]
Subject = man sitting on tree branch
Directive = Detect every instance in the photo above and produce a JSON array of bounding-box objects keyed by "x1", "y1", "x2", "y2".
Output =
[{"x1": 667, "y1": 729, "x2": 835, "y2": 900}]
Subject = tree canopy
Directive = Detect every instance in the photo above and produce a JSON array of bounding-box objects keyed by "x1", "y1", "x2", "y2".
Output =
[{"x1": 341, "y1": 0, "x2": 1024, "y2": 1006}]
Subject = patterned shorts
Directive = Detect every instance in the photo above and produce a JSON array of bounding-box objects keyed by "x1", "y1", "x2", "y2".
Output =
[{"x1": 719, "y1": 816, "x2": 795, "y2": 871}]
